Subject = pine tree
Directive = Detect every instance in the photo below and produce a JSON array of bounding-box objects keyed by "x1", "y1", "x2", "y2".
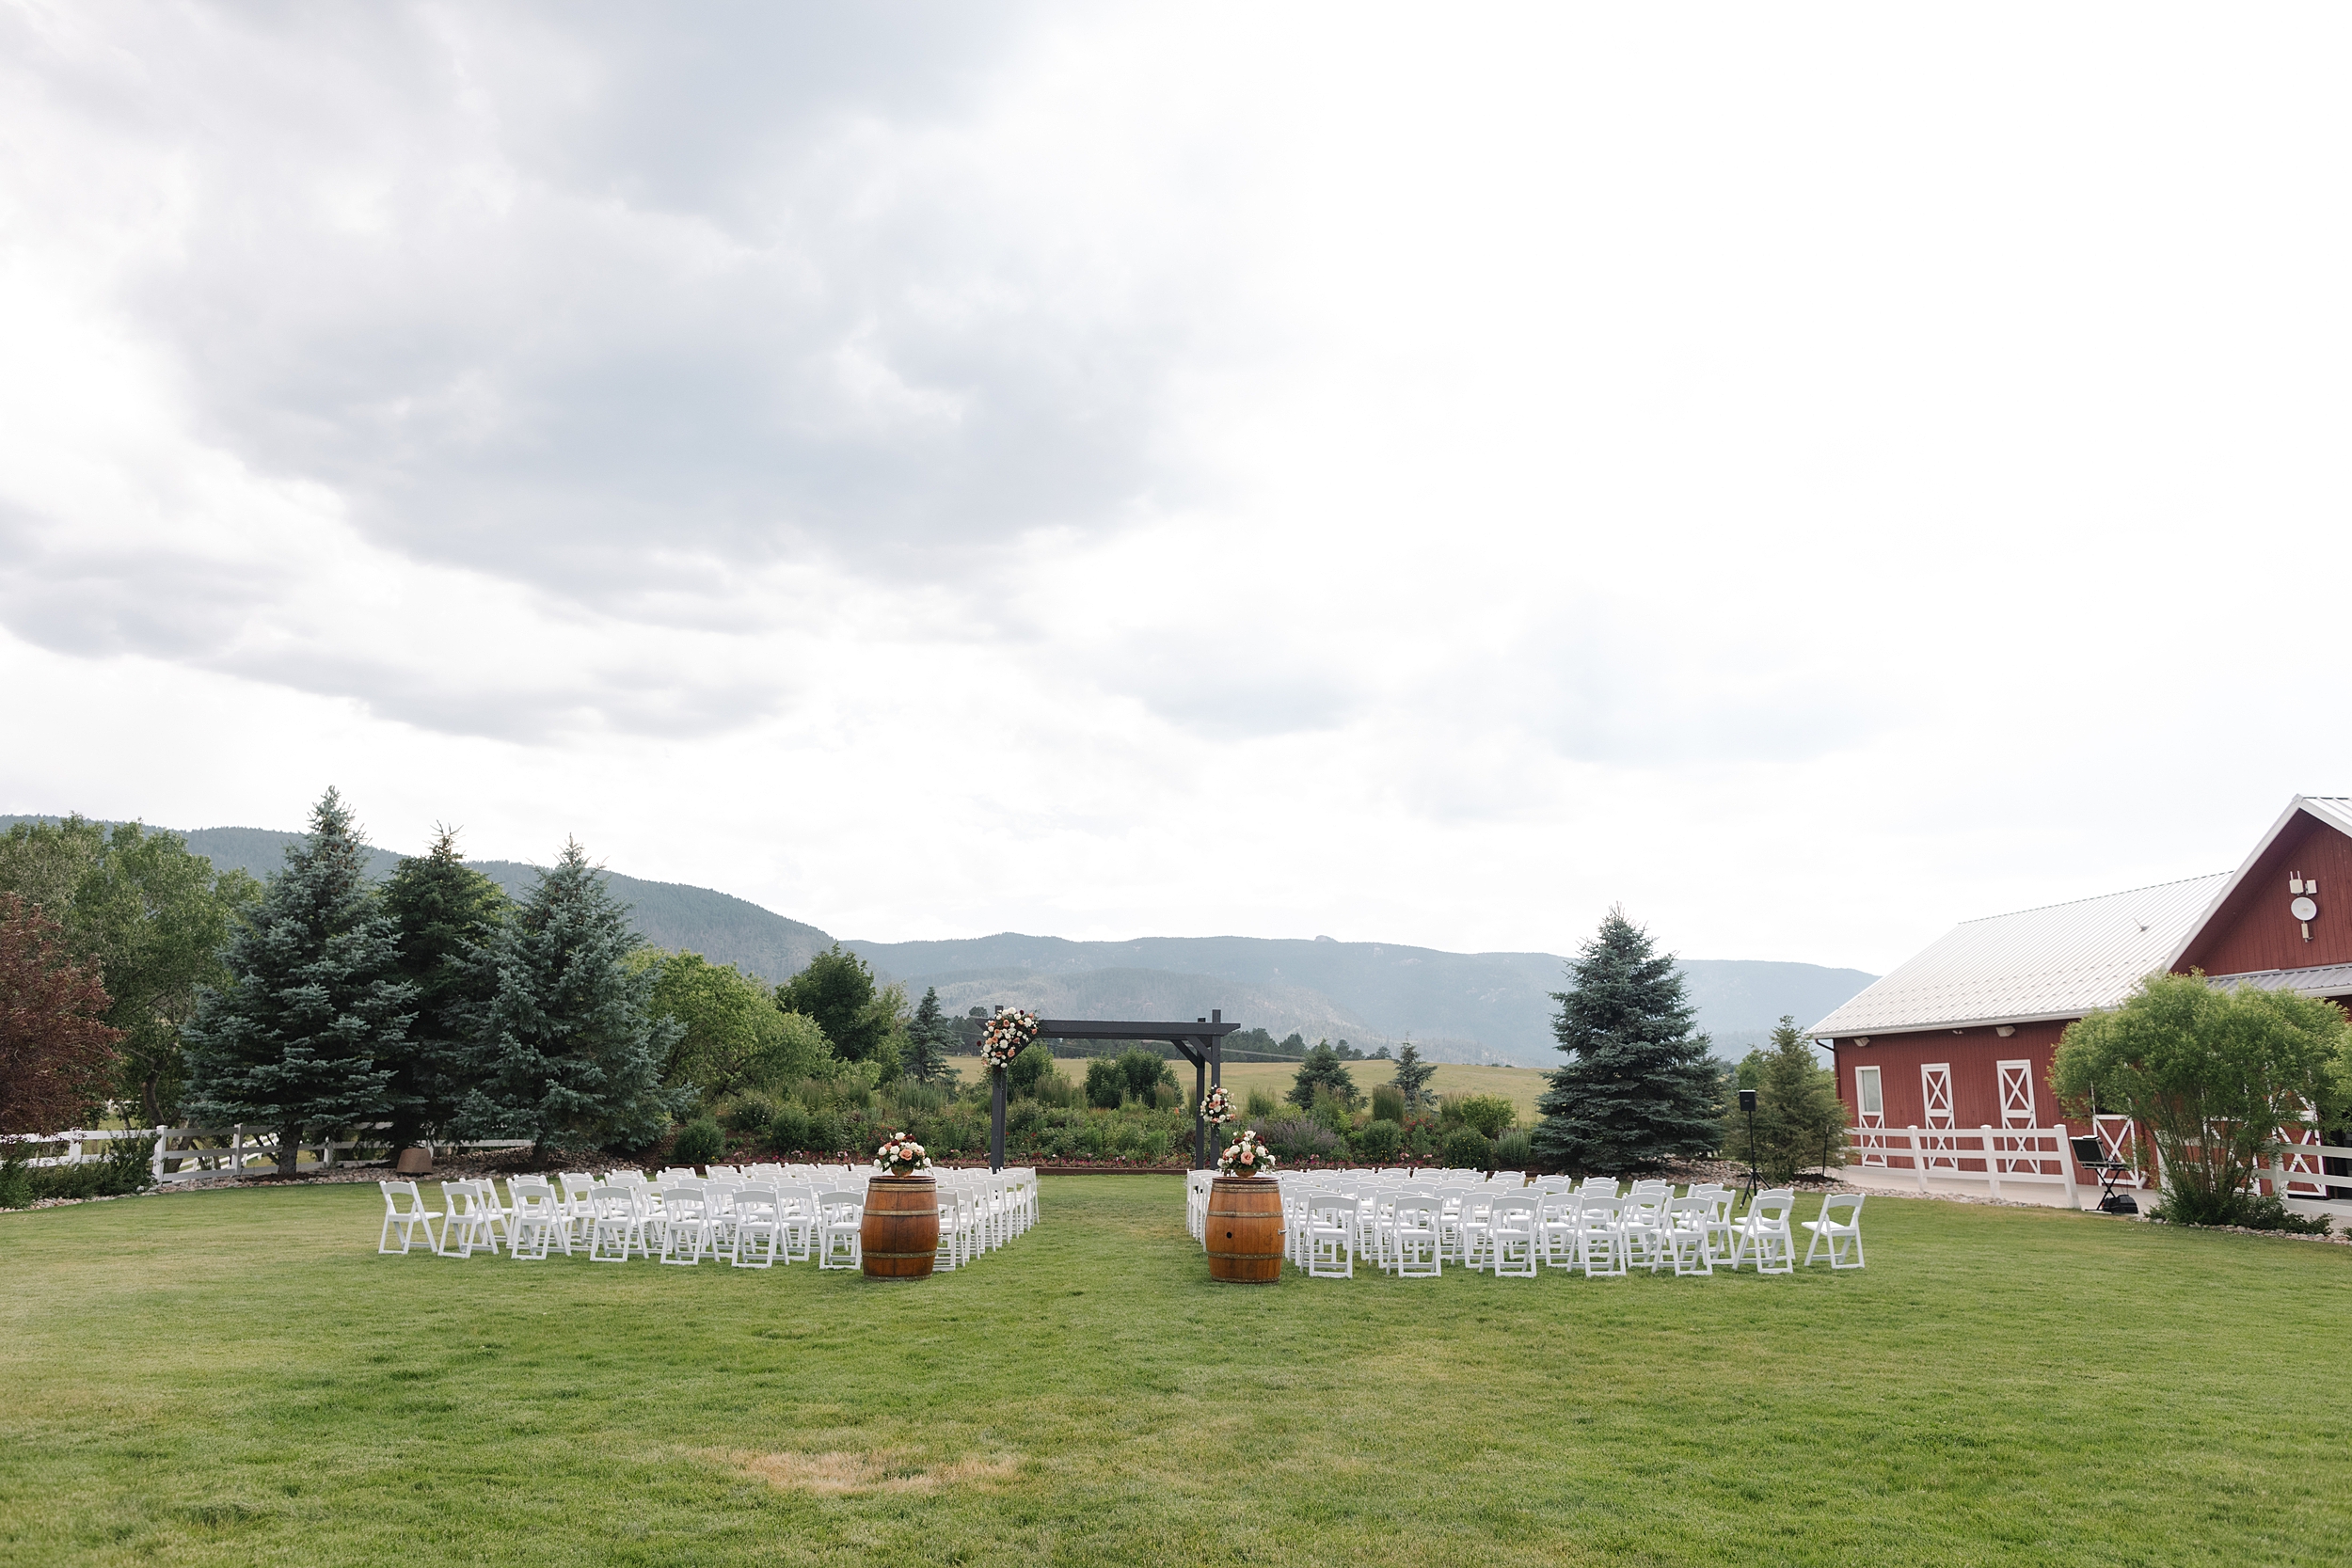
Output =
[
  {"x1": 1287, "y1": 1040, "x2": 1360, "y2": 1109},
  {"x1": 1531, "y1": 907, "x2": 1722, "y2": 1173},
  {"x1": 1722, "y1": 1016, "x2": 1851, "y2": 1181},
  {"x1": 1389, "y1": 1041, "x2": 1438, "y2": 1107},
  {"x1": 459, "y1": 840, "x2": 686, "y2": 1154},
  {"x1": 903, "y1": 986, "x2": 953, "y2": 1083},
  {"x1": 378, "y1": 826, "x2": 508, "y2": 1151},
  {"x1": 181, "y1": 789, "x2": 415, "y2": 1175}
]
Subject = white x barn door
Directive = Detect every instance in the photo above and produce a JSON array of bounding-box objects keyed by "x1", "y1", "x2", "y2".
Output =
[
  {"x1": 1994, "y1": 1060, "x2": 2036, "y2": 1173},
  {"x1": 1921, "y1": 1063, "x2": 1957, "y2": 1171}
]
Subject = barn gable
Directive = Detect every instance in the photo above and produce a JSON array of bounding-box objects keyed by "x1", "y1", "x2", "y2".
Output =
[{"x1": 2171, "y1": 797, "x2": 2352, "y2": 978}]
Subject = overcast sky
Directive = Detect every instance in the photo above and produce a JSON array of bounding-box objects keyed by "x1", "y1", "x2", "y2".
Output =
[{"x1": 4, "y1": 3, "x2": 2348, "y2": 973}]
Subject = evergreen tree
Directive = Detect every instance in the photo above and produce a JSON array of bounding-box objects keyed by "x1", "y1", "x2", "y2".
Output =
[
  {"x1": 1531, "y1": 907, "x2": 1722, "y2": 1173},
  {"x1": 1390, "y1": 1041, "x2": 1438, "y2": 1108},
  {"x1": 1287, "y1": 1039, "x2": 1361, "y2": 1109},
  {"x1": 1722, "y1": 1016, "x2": 1850, "y2": 1181},
  {"x1": 903, "y1": 986, "x2": 953, "y2": 1083},
  {"x1": 378, "y1": 827, "x2": 508, "y2": 1150},
  {"x1": 459, "y1": 840, "x2": 686, "y2": 1154},
  {"x1": 181, "y1": 789, "x2": 415, "y2": 1176}
]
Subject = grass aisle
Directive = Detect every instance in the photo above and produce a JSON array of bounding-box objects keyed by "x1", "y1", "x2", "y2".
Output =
[{"x1": 1, "y1": 1180, "x2": 2345, "y2": 1567}]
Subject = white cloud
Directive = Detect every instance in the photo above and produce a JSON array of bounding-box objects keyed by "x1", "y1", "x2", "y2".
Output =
[{"x1": 3, "y1": 2, "x2": 2351, "y2": 974}]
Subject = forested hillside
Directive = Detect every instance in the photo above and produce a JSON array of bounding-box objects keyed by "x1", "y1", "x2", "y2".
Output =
[{"x1": 2, "y1": 816, "x2": 1873, "y2": 1063}]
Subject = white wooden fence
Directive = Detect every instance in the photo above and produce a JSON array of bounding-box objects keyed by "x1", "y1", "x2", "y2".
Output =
[
  {"x1": 4, "y1": 1125, "x2": 532, "y2": 1183},
  {"x1": 1846, "y1": 1122, "x2": 2352, "y2": 1217}
]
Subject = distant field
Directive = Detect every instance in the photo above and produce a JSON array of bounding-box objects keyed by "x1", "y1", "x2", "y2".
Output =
[{"x1": 947, "y1": 1054, "x2": 1547, "y2": 1125}]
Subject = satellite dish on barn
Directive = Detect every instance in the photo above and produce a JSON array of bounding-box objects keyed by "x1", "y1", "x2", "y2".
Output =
[{"x1": 2291, "y1": 895, "x2": 2319, "y2": 922}]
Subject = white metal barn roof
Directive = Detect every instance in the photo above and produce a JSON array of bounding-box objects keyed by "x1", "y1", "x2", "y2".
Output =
[{"x1": 1808, "y1": 873, "x2": 2231, "y2": 1037}]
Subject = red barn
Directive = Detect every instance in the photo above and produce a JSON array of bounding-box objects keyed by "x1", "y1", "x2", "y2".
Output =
[{"x1": 1811, "y1": 796, "x2": 2352, "y2": 1197}]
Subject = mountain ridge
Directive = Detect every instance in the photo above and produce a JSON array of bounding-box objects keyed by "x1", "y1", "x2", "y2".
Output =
[{"x1": 0, "y1": 815, "x2": 1873, "y2": 1065}]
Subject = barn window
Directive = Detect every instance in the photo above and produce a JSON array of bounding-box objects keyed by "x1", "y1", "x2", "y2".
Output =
[{"x1": 1855, "y1": 1066, "x2": 1883, "y2": 1118}]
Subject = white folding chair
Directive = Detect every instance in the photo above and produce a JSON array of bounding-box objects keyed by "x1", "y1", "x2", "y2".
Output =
[
  {"x1": 658, "y1": 1182, "x2": 711, "y2": 1265},
  {"x1": 1665, "y1": 1194, "x2": 1715, "y2": 1276},
  {"x1": 437, "y1": 1180, "x2": 501, "y2": 1259},
  {"x1": 377, "y1": 1180, "x2": 441, "y2": 1255},
  {"x1": 1389, "y1": 1193, "x2": 1442, "y2": 1277},
  {"x1": 1574, "y1": 1195, "x2": 1626, "y2": 1278},
  {"x1": 507, "y1": 1178, "x2": 573, "y2": 1259},
  {"x1": 1305, "y1": 1196, "x2": 1356, "y2": 1278},
  {"x1": 1487, "y1": 1195, "x2": 1539, "y2": 1278},
  {"x1": 1731, "y1": 1189, "x2": 1797, "y2": 1275},
  {"x1": 1802, "y1": 1193, "x2": 1866, "y2": 1269},
  {"x1": 816, "y1": 1189, "x2": 865, "y2": 1270},
  {"x1": 731, "y1": 1185, "x2": 784, "y2": 1268},
  {"x1": 587, "y1": 1184, "x2": 646, "y2": 1261}
]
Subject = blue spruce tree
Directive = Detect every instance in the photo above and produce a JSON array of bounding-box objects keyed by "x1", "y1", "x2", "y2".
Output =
[
  {"x1": 1531, "y1": 906, "x2": 1723, "y2": 1173},
  {"x1": 459, "y1": 840, "x2": 685, "y2": 1154},
  {"x1": 181, "y1": 788, "x2": 414, "y2": 1175}
]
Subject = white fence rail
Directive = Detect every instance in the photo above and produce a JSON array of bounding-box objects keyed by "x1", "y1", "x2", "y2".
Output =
[
  {"x1": 3, "y1": 1125, "x2": 534, "y2": 1183},
  {"x1": 1845, "y1": 1123, "x2": 2352, "y2": 1214},
  {"x1": 1846, "y1": 1124, "x2": 2086, "y2": 1204}
]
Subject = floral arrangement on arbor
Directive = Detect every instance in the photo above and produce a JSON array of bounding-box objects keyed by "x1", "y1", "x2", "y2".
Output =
[
  {"x1": 978, "y1": 1007, "x2": 1041, "y2": 1069},
  {"x1": 1198, "y1": 1085, "x2": 1234, "y2": 1126},
  {"x1": 873, "y1": 1132, "x2": 932, "y2": 1176},
  {"x1": 1217, "y1": 1128, "x2": 1275, "y2": 1179}
]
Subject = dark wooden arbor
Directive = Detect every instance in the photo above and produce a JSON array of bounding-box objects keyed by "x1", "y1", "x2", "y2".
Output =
[{"x1": 987, "y1": 1009, "x2": 1240, "y2": 1170}]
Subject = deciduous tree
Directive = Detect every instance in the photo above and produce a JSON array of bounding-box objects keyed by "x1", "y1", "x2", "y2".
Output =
[
  {"x1": 2052, "y1": 973, "x2": 2350, "y2": 1226},
  {"x1": 0, "y1": 895, "x2": 123, "y2": 1134}
]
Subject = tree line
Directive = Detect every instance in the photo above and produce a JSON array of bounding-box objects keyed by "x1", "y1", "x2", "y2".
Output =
[{"x1": 0, "y1": 790, "x2": 963, "y2": 1174}]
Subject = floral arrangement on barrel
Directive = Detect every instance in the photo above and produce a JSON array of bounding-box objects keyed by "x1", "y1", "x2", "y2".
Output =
[
  {"x1": 1217, "y1": 1127, "x2": 1276, "y2": 1180},
  {"x1": 873, "y1": 1132, "x2": 933, "y2": 1178},
  {"x1": 979, "y1": 1007, "x2": 1041, "y2": 1070},
  {"x1": 1199, "y1": 1085, "x2": 1234, "y2": 1126}
]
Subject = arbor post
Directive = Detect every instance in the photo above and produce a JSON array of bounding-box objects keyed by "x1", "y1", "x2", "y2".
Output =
[
  {"x1": 1194, "y1": 1057, "x2": 1208, "y2": 1169},
  {"x1": 990, "y1": 1067, "x2": 1007, "y2": 1173}
]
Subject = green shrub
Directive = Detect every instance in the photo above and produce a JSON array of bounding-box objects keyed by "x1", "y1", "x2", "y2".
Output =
[
  {"x1": 895, "y1": 1080, "x2": 950, "y2": 1115},
  {"x1": 802, "y1": 1108, "x2": 842, "y2": 1156},
  {"x1": 1260, "y1": 1117, "x2": 1342, "y2": 1164},
  {"x1": 98, "y1": 1133, "x2": 155, "y2": 1195},
  {"x1": 1371, "y1": 1085, "x2": 1406, "y2": 1124},
  {"x1": 1449, "y1": 1094, "x2": 1517, "y2": 1139},
  {"x1": 0, "y1": 1157, "x2": 31, "y2": 1209},
  {"x1": 766, "y1": 1103, "x2": 811, "y2": 1153},
  {"x1": 1493, "y1": 1131, "x2": 1533, "y2": 1170},
  {"x1": 1353, "y1": 1117, "x2": 1404, "y2": 1164},
  {"x1": 1441, "y1": 1127, "x2": 1495, "y2": 1170},
  {"x1": 1009, "y1": 1041, "x2": 1055, "y2": 1098},
  {"x1": 1078, "y1": 1117, "x2": 1115, "y2": 1158},
  {"x1": 721, "y1": 1092, "x2": 780, "y2": 1135},
  {"x1": 672, "y1": 1117, "x2": 724, "y2": 1167},
  {"x1": 1309, "y1": 1089, "x2": 1352, "y2": 1134},
  {"x1": 1083, "y1": 1059, "x2": 1124, "y2": 1110},
  {"x1": 1245, "y1": 1086, "x2": 1279, "y2": 1117},
  {"x1": 1007, "y1": 1099, "x2": 1044, "y2": 1137},
  {"x1": 2154, "y1": 1190, "x2": 2334, "y2": 1233},
  {"x1": 1043, "y1": 1125, "x2": 1080, "y2": 1160}
]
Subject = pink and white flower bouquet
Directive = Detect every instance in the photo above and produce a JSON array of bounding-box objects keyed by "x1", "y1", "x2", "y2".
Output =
[
  {"x1": 978, "y1": 1007, "x2": 1041, "y2": 1069},
  {"x1": 1198, "y1": 1085, "x2": 1235, "y2": 1126},
  {"x1": 1217, "y1": 1128, "x2": 1275, "y2": 1179},
  {"x1": 873, "y1": 1132, "x2": 932, "y2": 1176}
]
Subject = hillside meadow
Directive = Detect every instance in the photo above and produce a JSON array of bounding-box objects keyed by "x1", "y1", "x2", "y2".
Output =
[{"x1": 3, "y1": 1178, "x2": 2346, "y2": 1565}]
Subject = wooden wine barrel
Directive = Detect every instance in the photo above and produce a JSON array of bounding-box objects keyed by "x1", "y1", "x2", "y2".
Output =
[
  {"x1": 861, "y1": 1175, "x2": 940, "y2": 1279},
  {"x1": 1207, "y1": 1176, "x2": 1284, "y2": 1284}
]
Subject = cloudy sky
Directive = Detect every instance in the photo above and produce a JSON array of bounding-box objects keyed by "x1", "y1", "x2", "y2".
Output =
[{"x1": 3, "y1": 3, "x2": 2347, "y2": 972}]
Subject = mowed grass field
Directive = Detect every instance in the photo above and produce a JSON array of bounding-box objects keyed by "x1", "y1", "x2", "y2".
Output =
[{"x1": 3, "y1": 1181, "x2": 2347, "y2": 1567}]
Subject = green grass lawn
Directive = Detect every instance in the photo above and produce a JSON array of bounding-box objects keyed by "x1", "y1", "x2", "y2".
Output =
[{"x1": 2, "y1": 1180, "x2": 2346, "y2": 1567}]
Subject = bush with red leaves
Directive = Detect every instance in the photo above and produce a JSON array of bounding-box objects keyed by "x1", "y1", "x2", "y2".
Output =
[{"x1": 0, "y1": 894, "x2": 124, "y2": 1135}]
